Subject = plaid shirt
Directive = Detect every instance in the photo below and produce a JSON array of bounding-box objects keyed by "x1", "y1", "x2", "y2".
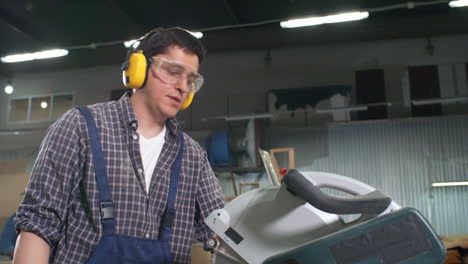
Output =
[{"x1": 15, "y1": 94, "x2": 224, "y2": 263}]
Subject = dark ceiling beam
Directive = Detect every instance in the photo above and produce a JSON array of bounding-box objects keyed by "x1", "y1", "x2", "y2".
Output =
[
  {"x1": 0, "y1": 6, "x2": 41, "y2": 42},
  {"x1": 223, "y1": 0, "x2": 240, "y2": 24},
  {"x1": 108, "y1": 0, "x2": 147, "y2": 33}
]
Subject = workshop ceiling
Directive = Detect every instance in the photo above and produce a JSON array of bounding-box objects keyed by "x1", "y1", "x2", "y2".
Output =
[{"x1": 1, "y1": 0, "x2": 468, "y2": 74}]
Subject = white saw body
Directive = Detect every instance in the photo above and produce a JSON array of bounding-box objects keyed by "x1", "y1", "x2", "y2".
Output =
[{"x1": 205, "y1": 170, "x2": 444, "y2": 264}]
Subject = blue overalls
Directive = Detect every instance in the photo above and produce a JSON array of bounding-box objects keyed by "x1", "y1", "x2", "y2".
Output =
[{"x1": 77, "y1": 106, "x2": 182, "y2": 264}]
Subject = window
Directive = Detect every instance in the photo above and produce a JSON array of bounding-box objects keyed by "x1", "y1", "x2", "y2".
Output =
[
  {"x1": 9, "y1": 98, "x2": 29, "y2": 121},
  {"x1": 8, "y1": 93, "x2": 75, "y2": 123},
  {"x1": 30, "y1": 96, "x2": 51, "y2": 121}
]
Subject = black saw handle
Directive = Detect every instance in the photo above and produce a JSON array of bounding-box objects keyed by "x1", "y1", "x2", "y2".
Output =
[{"x1": 283, "y1": 169, "x2": 391, "y2": 215}]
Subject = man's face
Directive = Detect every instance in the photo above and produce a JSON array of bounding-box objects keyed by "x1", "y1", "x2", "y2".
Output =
[{"x1": 141, "y1": 45, "x2": 200, "y2": 120}]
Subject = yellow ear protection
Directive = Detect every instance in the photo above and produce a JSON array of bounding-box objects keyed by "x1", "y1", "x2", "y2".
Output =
[
  {"x1": 180, "y1": 89, "x2": 194, "y2": 110},
  {"x1": 121, "y1": 32, "x2": 195, "y2": 110},
  {"x1": 121, "y1": 49, "x2": 147, "y2": 89}
]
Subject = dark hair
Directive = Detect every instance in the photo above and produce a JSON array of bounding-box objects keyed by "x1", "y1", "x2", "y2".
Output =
[{"x1": 137, "y1": 27, "x2": 206, "y2": 63}]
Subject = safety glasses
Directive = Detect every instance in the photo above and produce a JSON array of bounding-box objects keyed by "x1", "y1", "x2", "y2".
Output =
[{"x1": 150, "y1": 57, "x2": 204, "y2": 93}]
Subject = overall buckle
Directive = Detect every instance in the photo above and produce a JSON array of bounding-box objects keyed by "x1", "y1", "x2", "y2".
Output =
[
  {"x1": 162, "y1": 208, "x2": 176, "y2": 228},
  {"x1": 99, "y1": 201, "x2": 114, "y2": 220}
]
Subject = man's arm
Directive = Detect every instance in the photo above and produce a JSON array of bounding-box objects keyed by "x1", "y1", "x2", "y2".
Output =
[
  {"x1": 13, "y1": 108, "x2": 85, "y2": 262},
  {"x1": 13, "y1": 231, "x2": 49, "y2": 264},
  {"x1": 193, "y1": 151, "x2": 225, "y2": 245}
]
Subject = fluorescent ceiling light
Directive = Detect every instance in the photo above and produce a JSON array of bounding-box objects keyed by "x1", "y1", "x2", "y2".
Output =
[
  {"x1": 280, "y1": 11, "x2": 369, "y2": 28},
  {"x1": 432, "y1": 181, "x2": 468, "y2": 187},
  {"x1": 4, "y1": 85, "x2": 13, "y2": 94},
  {"x1": 412, "y1": 96, "x2": 468, "y2": 106},
  {"x1": 316, "y1": 105, "x2": 368, "y2": 114},
  {"x1": 1, "y1": 49, "x2": 69, "y2": 63},
  {"x1": 449, "y1": 0, "x2": 468, "y2": 7}
]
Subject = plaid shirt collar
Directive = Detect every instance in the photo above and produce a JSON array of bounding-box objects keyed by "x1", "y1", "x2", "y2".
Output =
[{"x1": 118, "y1": 92, "x2": 181, "y2": 137}]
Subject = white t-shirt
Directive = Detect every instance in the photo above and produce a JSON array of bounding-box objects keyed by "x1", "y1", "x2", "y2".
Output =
[{"x1": 139, "y1": 126, "x2": 166, "y2": 193}]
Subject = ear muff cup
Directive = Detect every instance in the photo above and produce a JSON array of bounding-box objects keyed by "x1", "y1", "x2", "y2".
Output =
[{"x1": 122, "y1": 51, "x2": 148, "y2": 89}]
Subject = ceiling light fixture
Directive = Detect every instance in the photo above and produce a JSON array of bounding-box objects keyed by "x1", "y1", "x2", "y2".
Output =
[
  {"x1": 432, "y1": 181, "x2": 468, "y2": 187},
  {"x1": 1, "y1": 49, "x2": 69, "y2": 63},
  {"x1": 280, "y1": 11, "x2": 369, "y2": 28},
  {"x1": 449, "y1": 0, "x2": 468, "y2": 8},
  {"x1": 4, "y1": 85, "x2": 13, "y2": 94},
  {"x1": 40, "y1": 101, "x2": 48, "y2": 109}
]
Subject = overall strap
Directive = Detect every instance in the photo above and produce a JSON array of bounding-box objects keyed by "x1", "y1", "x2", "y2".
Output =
[
  {"x1": 76, "y1": 106, "x2": 116, "y2": 235},
  {"x1": 160, "y1": 130, "x2": 184, "y2": 241}
]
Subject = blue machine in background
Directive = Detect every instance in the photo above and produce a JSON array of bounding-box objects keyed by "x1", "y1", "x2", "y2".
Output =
[
  {"x1": 206, "y1": 119, "x2": 258, "y2": 169},
  {"x1": 206, "y1": 130, "x2": 232, "y2": 167}
]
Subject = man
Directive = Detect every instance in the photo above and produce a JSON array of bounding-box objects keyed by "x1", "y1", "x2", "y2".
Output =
[{"x1": 13, "y1": 27, "x2": 224, "y2": 263}]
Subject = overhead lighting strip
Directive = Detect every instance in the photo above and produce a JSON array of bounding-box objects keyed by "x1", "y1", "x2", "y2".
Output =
[
  {"x1": 449, "y1": 0, "x2": 468, "y2": 7},
  {"x1": 0, "y1": 31, "x2": 203, "y2": 63},
  {"x1": 280, "y1": 12, "x2": 369, "y2": 28},
  {"x1": 1, "y1": 49, "x2": 69, "y2": 63},
  {"x1": 432, "y1": 181, "x2": 468, "y2": 187}
]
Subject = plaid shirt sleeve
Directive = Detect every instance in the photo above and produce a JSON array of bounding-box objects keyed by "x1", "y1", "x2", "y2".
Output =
[
  {"x1": 192, "y1": 150, "x2": 224, "y2": 245},
  {"x1": 14, "y1": 109, "x2": 85, "y2": 246}
]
